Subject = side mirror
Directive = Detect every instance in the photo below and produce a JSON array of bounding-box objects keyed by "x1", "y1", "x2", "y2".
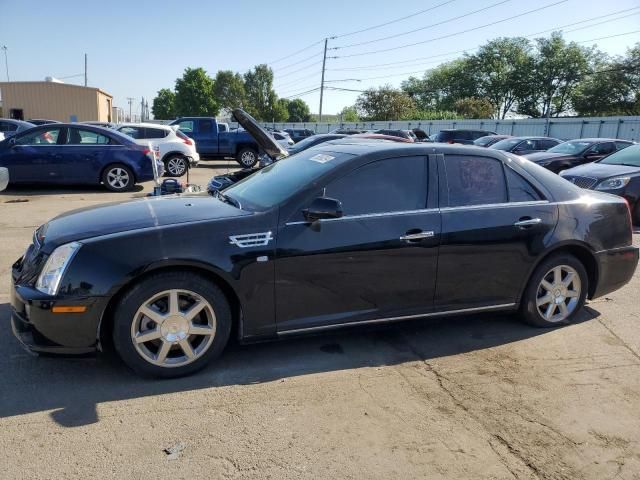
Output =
[
  {"x1": 0, "y1": 167, "x2": 9, "y2": 192},
  {"x1": 303, "y1": 197, "x2": 343, "y2": 223}
]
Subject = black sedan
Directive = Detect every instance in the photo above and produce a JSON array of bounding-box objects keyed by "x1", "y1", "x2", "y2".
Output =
[
  {"x1": 561, "y1": 144, "x2": 640, "y2": 224},
  {"x1": 473, "y1": 135, "x2": 512, "y2": 147},
  {"x1": 490, "y1": 136, "x2": 561, "y2": 155},
  {"x1": 524, "y1": 138, "x2": 634, "y2": 173},
  {"x1": 10, "y1": 109, "x2": 639, "y2": 378}
]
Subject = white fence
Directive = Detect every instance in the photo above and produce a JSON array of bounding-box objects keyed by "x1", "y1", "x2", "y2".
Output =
[{"x1": 258, "y1": 116, "x2": 640, "y2": 142}]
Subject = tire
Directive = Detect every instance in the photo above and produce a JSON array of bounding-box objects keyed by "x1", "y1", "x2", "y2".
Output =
[
  {"x1": 236, "y1": 147, "x2": 258, "y2": 168},
  {"x1": 102, "y1": 164, "x2": 134, "y2": 192},
  {"x1": 520, "y1": 253, "x2": 588, "y2": 328},
  {"x1": 112, "y1": 271, "x2": 232, "y2": 378},
  {"x1": 164, "y1": 155, "x2": 188, "y2": 177}
]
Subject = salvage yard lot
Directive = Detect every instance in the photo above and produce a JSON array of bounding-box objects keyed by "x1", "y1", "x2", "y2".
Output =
[{"x1": 1, "y1": 164, "x2": 639, "y2": 480}]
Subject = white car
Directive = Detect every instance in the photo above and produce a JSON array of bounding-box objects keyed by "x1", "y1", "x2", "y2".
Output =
[
  {"x1": 272, "y1": 130, "x2": 294, "y2": 149},
  {"x1": 115, "y1": 123, "x2": 200, "y2": 177}
]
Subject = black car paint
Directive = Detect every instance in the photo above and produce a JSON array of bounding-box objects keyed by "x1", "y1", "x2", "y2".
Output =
[
  {"x1": 524, "y1": 139, "x2": 634, "y2": 173},
  {"x1": 10, "y1": 143, "x2": 639, "y2": 355}
]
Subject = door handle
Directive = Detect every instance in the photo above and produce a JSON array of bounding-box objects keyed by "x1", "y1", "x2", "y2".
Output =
[
  {"x1": 514, "y1": 218, "x2": 542, "y2": 229},
  {"x1": 400, "y1": 231, "x2": 435, "y2": 242}
]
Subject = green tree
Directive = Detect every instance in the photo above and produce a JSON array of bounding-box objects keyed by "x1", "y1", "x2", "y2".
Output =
[
  {"x1": 151, "y1": 88, "x2": 176, "y2": 119},
  {"x1": 244, "y1": 64, "x2": 286, "y2": 121},
  {"x1": 402, "y1": 59, "x2": 477, "y2": 112},
  {"x1": 355, "y1": 86, "x2": 416, "y2": 121},
  {"x1": 466, "y1": 37, "x2": 533, "y2": 118},
  {"x1": 571, "y1": 44, "x2": 640, "y2": 116},
  {"x1": 174, "y1": 67, "x2": 218, "y2": 117},
  {"x1": 454, "y1": 97, "x2": 495, "y2": 119},
  {"x1": 213, "y1": 70, "x2": 246, "y2": 111},
  {"x1": 517, "y1": 33, "x2": 592, "y2": 118},
  {"x1": 340, "y1": 106, "x2": 359, "y2": 122},
  {"x1": 287, "y1": 98, "x2": 311, "y2": 122}
]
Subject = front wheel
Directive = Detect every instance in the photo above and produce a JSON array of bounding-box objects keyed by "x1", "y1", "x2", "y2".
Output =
[
  {"x1": 102, "y1": 164, "x2": 134, "y2": 192},
  {"x1": 112, "y1": 271, "x2": 232, "y2": 378},
  {"x1": 520, "y1": 254, "x2": 588, "y2": 328},
  {"x1": 236, "y1": 147, "x2": 258, "y2": 168}
]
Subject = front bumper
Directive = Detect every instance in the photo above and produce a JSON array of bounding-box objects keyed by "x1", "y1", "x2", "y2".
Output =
[
  {"x1": 10, "y1": 280, "x2": 102, "y2": 355},
  {"x1": 592, "y1": 245, "x2": 639, "y2": 299}
]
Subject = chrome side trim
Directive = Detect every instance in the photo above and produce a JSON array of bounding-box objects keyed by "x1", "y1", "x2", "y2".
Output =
[
  {"x1": 285, "y1": 208, "x2": 440, "y2": 226},
  {"x1": 278, "y1": 303, "x2": 517, "y2": 336},
  {"x1": 440, "y1": 200, "x2": 549, "y2": 212}
]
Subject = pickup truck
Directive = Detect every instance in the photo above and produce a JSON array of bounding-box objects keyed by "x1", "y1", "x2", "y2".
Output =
[{"x1": 169, "y1": 117, "x2": 260, "y2": 167}]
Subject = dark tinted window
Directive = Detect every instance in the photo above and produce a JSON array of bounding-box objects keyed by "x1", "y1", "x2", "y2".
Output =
[
  {"x1": 325, "y1": 156, "x2": 427, "y2": 216},
  {"x1": 199, "y1": 119, "x2": 214, "y2": 133},
  {"x1": 16, "y1": 127, "x2": 61, "y2": 145},
  {"x1": 119, "y1": 126, "x2": 143, "y2": 139},
  {"x1": 0, "y1": 121, "x2": 18, "y2": 132},
  {"x1": 588, "y1": 142, "x2": 615, "y2": 155},
  {"x1": 445, "y1": 155, "x2": 507, "y2": 207},
  {"x1": 514, "y1": 139, "x2": 536, "y2": 152},
  {"x1": 144, "y1": 128, "x2": 168, "y2": 139},
  {"x1": 540, "y1": 139, "x2": 559, "y2": 150},
  {"x1": 615, "y1": 141, "x2": 632, "y2": 151},
  {"x1": 505, "y1": 167, "x2": 542, "y2": 202}
]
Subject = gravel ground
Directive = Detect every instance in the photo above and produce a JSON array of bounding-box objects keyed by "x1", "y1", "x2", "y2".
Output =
[{"x1": 1, "y1": 162, "x2": 639, "y2": 480}]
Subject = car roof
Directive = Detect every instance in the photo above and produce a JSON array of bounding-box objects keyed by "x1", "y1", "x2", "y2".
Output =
[
  {"x1": 439, "y1": 128, "x2": 494, "y2": 132},
  {"x1": 505, "y1": 136, "x2": 559, "y2": 140},
  {"x1": 567, "y1": 138, "x2": 632, "y2": 143},
  {"x1": 316, "y1": 140, "x2": 511, "y2": 159},
  {"x1": 0, "y1": 118, "x2": 34, "y2": 126}
]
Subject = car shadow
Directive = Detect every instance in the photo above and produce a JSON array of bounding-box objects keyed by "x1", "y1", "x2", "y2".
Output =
[
  {"x1": 0, "y1": 302, "x2": 601, "y2": 428},
  {"x1": 0, "y1": 184, "x2": 145, "y2": 197}
]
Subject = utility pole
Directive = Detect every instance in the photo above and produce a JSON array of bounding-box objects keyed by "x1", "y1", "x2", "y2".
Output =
[
  {"x1": 141, "y1": 97, "x2": 145, "y2": 121},
  {"x1": 126, "y1": 97, "x2": 134, "y2": 122},
  {"x1": 1, "y1": 46, "x2": 9, "y2": 81},
  {"x1": 84, "y1": 53, "x2": 87, "y2": 86},
  {"x1": 318, "y1": 38, "x2": 328, "y2": 123}
]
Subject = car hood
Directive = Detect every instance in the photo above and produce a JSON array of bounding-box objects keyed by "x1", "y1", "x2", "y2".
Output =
[
  {"x1": 232, "y1": 108, "x2": 288, "y2": 160},
  {"x1": 523, "y1": 152, "x2": 576, "y2": 163},
  {"x1": 561, "y1": 162, "x2": 640, "y2": 179},
  {"x1": 39, "y1": 194, "x2": 250, "y2": 251}
]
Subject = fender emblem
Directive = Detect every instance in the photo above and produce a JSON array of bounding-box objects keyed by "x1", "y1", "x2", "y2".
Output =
[{"x1": 229, "y1": 231, "x2": 273, "y2": 248}]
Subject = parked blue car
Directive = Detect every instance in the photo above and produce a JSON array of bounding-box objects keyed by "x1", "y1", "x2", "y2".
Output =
[
  {"x1": 0, "y1": 124, "x2": 162, "y2": 192},
  {"x1": 0, "y1": 119, "x2": 36, "y2": 138}
]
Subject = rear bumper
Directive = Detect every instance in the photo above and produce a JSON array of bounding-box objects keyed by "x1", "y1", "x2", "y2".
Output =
[
  {"x1": 592, "y1": 245, "x2": 639, "y2": 299},
  {"x1": 10, "y1": 281, "x2": 101, "y2": 355}
]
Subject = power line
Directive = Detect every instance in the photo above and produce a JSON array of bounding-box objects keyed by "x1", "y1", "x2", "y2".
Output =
[
  {"x1": 332, "y1": 0, "x2": 457, "y2": 39},
  {"x1": 333, "y1": 1, "x2": 568, "y2": 59},
  {"x1": 267, "y1": 39, "x2": 325, "y2": 65},
  {"x1": 283, "y1": 87, "x2": 322, "y2": 99},
  {"x1": 276, "y1": 71, "x2": 323, "y2": 90},
  {"x1": 524, "y1": 6, "x2": 640, "y2": 37},
  {"x1": 333, "y1": 0, "x2": 511, "y2": 50},
  {"x1": 576, "y1": 29, "x2": 640, "y2": 43},
  {"x1": 562, "y1": 12, "x2": 640, "y2": 35},
  {"x1": 274, "y1": 61, "x2": 323, "y2": 83},
  {"x1": 273, "y1": 50, "x2": 324, "y2": 72}
]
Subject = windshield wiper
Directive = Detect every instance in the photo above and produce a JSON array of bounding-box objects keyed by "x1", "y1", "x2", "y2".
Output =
[{"x1": 217, "y1": 191, "x2": 241, "y2": 209}]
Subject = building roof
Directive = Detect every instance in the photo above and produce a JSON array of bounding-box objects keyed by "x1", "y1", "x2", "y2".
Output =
[{"x1": 0, "y1": 81, "x2": 112, "y2": 99}]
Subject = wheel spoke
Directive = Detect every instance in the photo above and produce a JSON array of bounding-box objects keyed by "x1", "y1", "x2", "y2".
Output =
[
  {"x1": 190, "y1": 324, "x2": 214, "y2": 336},
  {"x1": 562, "y1": 272, "x2": 575, "y2": 287},
  {"x1": 545, "y1": 303, "x2": 557, "y2": 320},
  {"x1": 178, "y1": 339, "x2": 195, "y2": 358},
  {"x1": 139, "y1": 305, "x2": 165, "y2": 324},
  {"x1": 536, "y1": 294, "x2": 552, "y2": 307},
  {"x1": 168, "y1": 290, "x2": 180, "y2": 315},
  {"x1": 558, "y1": 302, "x2": 569, "y2": 317},
  {"x1": 156, "y1": 340, "x2": 171, "y2": 363},
  {"x1": 565, "y1": 289, "x2": 579, "y2": 298},
  {"x1": 541, "y1": 279, "x2": 553, "y2": 292},
  {"x1": 184, "y1": 301, "x2": 205, "y2": 322},
  {"x1": 134, "y1": 328, "x2": 162, "y2": 344},
  {"x1": 553, "y1": 266, "x2": 562, "y2": 285}
]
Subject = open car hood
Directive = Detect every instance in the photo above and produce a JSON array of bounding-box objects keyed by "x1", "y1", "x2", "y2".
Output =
[{"x1": 232, "y1": 108, "x2": 288, "y2": 160}]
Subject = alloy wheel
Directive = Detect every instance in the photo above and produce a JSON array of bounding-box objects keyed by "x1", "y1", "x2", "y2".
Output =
[
  {"x1": 131, "y1": 289, "x2": 217, "y2": 367},
  {"x1": 240, "y1": 150, "x2": 256, "y2": 166},
  {"x1": 107, "y1": 167, "x2": 130, "y2": 189},
  {"x1": 167, "y1": 157, "x2": 187, "y2": 176},
  {"x1": 535, "y1": 265, "x2": 581, "y2": 323}
]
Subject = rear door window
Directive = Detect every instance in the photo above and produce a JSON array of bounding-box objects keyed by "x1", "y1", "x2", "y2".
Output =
[
  {"x1": 444, "y1": 155, "x2": 507, "y2": 207},
  {"x1": 199, "y1": 119, "x2": 214, "y2": 134},
  {"x1": 588, "y1": 142, "x2": 615, "y2": 155},
  {"x1": 67, "y1": 128, "x2": 112, "y2": 145},
  {"x1": 119, "y1": 126, "x2": 143, "y2": 139},
  {"x1": 324, "y1": 156, "x2": 428, "y2": 216}
]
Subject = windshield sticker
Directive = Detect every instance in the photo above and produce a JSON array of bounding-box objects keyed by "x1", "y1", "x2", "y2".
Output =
[{"x1": 309, "y1": 153, "x2": 335, "y2": 164}]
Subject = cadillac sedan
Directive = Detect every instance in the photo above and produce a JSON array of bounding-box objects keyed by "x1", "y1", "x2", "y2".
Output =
[{"x1": 9, "y1": 109, "x2": 639, "y2": 378}]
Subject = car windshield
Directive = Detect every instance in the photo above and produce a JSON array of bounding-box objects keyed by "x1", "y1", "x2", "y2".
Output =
[
  {"x1": 599, "y1": 144, "x2": 640, "y2": 167},
  {"x1": 548, "y1": 141, "x2": 591, "y2": 155},
  {"x1": 223, "y1": 149, "x2": 354, "y2": 211},
  {"x1": 490, "y1": 138, "x2": 522, "y2": 150}
]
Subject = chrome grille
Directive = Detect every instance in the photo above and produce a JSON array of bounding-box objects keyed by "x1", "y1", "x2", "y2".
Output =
[{"x1": 563, "y1": 176, "x2": 598, "y2": 189}]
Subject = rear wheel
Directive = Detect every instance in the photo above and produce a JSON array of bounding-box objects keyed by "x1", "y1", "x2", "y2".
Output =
[
  {"x1": 236, "y1": 147, "x2": 258, "y2": 168},
  {"x1": 102, "y1": 164, "x2": 134, "y2": 192},
  {"x1": 520, "y1": 254, "x2": 588, "y2": 327},
  {"x1": 164, "y1": 155, "x2": 188, "y2": 177},
  {"x1": 112, "y1": 271, "x2": 232, "y2": 378}
]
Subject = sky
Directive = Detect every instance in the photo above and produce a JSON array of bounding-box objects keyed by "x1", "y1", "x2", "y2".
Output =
[{"x1": 1, "y1": 0, "x2": 639, "y2": 117}]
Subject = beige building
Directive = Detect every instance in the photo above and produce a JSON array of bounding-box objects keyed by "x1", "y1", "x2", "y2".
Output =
[{"x1": 0, "y1": 81, "x2": 113, "y2": 122}]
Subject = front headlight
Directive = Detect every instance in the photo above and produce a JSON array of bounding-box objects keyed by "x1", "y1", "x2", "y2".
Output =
[
  {"x1": 36, "y1": 242, "x2": 82, "y2": 295},
  {"x1": 595, "y1": 176, "x2": 631, "y2": 191}
]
